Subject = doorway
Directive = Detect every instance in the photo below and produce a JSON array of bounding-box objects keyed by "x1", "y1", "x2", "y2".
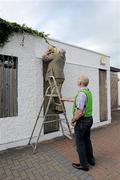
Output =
[{"x1": 99, "y1": 69, "x2": 107, "y2": 121}]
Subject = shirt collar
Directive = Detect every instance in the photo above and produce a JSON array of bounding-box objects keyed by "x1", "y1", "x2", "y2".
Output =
[{"x1": 80, "y1": 87, "x2": 88, "y2": 90}]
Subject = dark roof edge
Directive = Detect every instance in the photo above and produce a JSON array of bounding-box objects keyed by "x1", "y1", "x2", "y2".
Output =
[
  {"x1": 48, "y1": 37, "x2": 110, "y2": 58},
  {"x1": 110, "y1": 66, "x2": 120, "y2": 72}
]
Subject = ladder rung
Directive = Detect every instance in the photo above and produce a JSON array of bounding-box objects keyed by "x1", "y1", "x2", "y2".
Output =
[
  {"x1": 46, "y1": 114, "x2": 59, "y2": 117},
  {"x1": 54, "y1": 103, "x2": 62, "y2": 106},
  {"x1": 47, "y1": 113, "x2": 65, "y2": 116},
  {"x1": 40, "y1": 114, "x2": 64, "y2": 118},
  {"x1": 43, "y1": 120, "x2": 60, "y2": 124},
  {"x1": 46, "y1": 94, "x2": 58, "y2": 97},
  {"x1": 39, "y1": 115, "x2": 67, "y2": 119}
]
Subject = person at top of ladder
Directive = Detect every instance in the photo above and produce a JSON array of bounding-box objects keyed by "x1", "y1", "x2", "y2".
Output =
[{"x1": 42, "y1": 46, "x2": 66, "y2": 113}]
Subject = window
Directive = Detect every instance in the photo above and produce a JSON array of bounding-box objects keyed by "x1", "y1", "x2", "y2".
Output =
[{"x1": 0, "y1": 54, "x2": 18, "y2": 118}]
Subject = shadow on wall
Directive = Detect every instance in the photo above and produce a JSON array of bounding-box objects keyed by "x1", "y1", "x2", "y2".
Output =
[{"x1": 111, "y1": 109, "x2": 120, "y2": 122}]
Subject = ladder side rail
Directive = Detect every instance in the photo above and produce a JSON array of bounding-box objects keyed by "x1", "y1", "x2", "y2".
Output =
[
  {"x1": 52, "y1": 76, "x2": 64, "y2": 107},
  {"x1": 49, "y1": 76, "x2": 66, "y2": 137},
  {"x1": 54, "y1": 77, "x2": 73, "y2": 138},
  {"x1": 48, "y1": 76, "x2": 64, "y2": 111},
  {"x1": 63, "y1": 112, "x2": 73, "y2": 137},
  {"x1": 33, "y1": 87, "x2": 56, "y2": 153},
  {"x1": 59, "y1": 119, "x2": 65, "y2": 136},
  {"x1": 28, "y1": 86, "x2": 51, "y2": 144}
]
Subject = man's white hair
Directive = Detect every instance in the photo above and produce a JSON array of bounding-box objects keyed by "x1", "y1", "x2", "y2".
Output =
[
  {"x1": 48, "y1": 46, "x2": 66, "y2": 54},
  {"x1": 79, "y1": 75, "x2": 89, "y2": 86}
]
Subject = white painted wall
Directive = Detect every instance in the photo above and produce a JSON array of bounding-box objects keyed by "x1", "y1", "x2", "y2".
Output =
[
  {"x1": 35, "y1": 37, "x2": 110, "y2": 70},
  {"x1": 0, "y1": 34, "x2": 44, "y2": 150},
  {"x1": 62, "y1": 63, "x2": 100, "y2": 124},
  {"x1": 0, "y1": 33, "x2": 111, "y2": 150}
]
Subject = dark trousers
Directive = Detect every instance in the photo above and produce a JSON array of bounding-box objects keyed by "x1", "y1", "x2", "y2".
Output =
[{"x1": 74, "y1": 116, "x2": 94, "y2": 167}]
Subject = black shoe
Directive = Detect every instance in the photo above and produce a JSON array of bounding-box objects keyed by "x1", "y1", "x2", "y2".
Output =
[
  {"x1": 72, "y1": 163, "x2": 80, "y2": 167},
  {"x1": 88, "y1": 158, "x2": 95, "y2": 166},
  {"x1": 72, "y1": 163, "x2": 89, "y2": 171},
  {"x1": 88, "y1": 161, "x2": 95, "y2": 166}
]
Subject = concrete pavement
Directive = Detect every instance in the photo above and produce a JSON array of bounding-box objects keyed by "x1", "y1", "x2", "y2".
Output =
[{"x1": 0, "y1": 110, "x2": 120, "y2": 180}]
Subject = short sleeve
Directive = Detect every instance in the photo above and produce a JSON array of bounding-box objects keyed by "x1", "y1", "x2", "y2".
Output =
[{"x1": 76, "y1": 92, "x2": 86, "y2": 110}]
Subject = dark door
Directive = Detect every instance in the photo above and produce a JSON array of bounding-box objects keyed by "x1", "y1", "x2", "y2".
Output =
[
  {"x1": 0, "y1": 55, "x2": 18, "y2": 118},
  {"x1": 99, "y1": 69, "x2": 107, "y2": 121}
]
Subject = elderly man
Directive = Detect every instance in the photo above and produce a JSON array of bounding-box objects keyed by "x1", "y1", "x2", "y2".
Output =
[
  {"x1": 62, "y1": 75, "x2": 95, "y2": 171},
  {"x1": 42, "y1": 46, "x2": 66, "y2": 113}
]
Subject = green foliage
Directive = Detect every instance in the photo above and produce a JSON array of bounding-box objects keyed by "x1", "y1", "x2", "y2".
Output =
[{"x1": 0, "y1": 18, "x2": 49, "y2": 47}]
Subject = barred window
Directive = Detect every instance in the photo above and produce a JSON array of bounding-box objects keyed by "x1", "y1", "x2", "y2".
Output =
[{"x1": 0, "y1": 54, "x2": 18, "y2": 118}]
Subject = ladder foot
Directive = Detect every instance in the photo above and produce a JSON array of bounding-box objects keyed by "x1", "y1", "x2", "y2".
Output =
[{"x1": 33, "y1": 148, "x2": 37, "y2": 154}]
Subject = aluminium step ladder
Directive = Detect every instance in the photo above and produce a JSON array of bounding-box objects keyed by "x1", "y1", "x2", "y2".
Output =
[{"x1": 28, "y1": 76, "x2": 72, "y2": 153}]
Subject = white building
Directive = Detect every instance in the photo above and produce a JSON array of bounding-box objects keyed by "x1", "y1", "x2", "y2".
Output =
[{"x1": 0, "y1": 33, "x2": 111, "y2": 151}]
